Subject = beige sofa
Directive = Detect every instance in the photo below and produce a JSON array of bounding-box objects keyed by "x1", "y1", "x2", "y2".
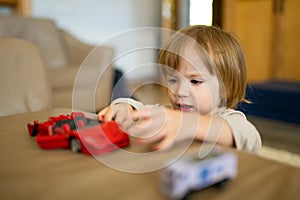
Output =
[
  {"x1": 0, "y1": 38, "x2": 53, "y2": 116},
  {"x1": 0, "y1": 16, "x2": 115, "y2": 112}
]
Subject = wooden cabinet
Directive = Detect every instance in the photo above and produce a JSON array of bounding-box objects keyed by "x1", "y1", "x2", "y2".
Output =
[
  {"x1": 280, "y1": 0, "x2": 300, "y2": 80},
  {"x1": 0, "y1": 0, "x2": 31, "y2": 16},
  {"x1": 223, "y1": 0, "x2": 300, "y2": 82}
]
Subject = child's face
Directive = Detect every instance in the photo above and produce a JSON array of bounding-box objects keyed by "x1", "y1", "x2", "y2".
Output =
[{"x1": 166, "y1": 57, "x2": 220, "y2": 115}]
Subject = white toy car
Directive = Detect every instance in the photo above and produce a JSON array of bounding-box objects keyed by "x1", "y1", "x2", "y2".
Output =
[{"x1": 160, "y1": 148, "x2": 238, "y2": 199}]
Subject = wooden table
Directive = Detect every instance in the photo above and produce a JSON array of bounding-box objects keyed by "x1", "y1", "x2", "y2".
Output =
[{"x1": 0, "y1": 108, "x2": 300, "y2": 200}]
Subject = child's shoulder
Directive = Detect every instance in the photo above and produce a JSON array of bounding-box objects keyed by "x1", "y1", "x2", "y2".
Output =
[{"x1": 218, "y1": 108, "x2": 247, "y2": 119}]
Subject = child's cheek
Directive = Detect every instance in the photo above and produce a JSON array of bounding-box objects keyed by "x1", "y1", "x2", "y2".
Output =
[{"x1": 168, "y1": 90, "x2": 177, "y2": 106}]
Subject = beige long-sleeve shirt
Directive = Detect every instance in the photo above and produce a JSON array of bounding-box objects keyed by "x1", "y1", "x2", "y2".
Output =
[{"x1": 217, "y1": 108, "x2": 262, "y2": 152}]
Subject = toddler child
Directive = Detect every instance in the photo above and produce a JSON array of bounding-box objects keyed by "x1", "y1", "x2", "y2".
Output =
[{"x1": 98, "y1": 25, "x2": 262, "y2": 153}]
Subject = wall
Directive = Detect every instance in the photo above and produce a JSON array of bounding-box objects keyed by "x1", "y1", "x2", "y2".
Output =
[{"x1": 32, "y1": 0, "x2": 162, "y2": 82}]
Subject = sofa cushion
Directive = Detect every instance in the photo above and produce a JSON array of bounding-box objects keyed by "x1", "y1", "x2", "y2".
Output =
[
  {"x1": 48, "y1": 64, "x2": 114, "y2": 89},
  {"x1": 0, "y1": 16, "x2": 69, "y2": 68},
  {"x1": 48, "y1": 65, "x2": 79, "y2": 88}
]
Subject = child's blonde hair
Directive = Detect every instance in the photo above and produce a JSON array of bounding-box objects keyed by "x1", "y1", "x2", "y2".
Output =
[{"x1": 158, "y1": 25, "x2": 247, "y2": 109}]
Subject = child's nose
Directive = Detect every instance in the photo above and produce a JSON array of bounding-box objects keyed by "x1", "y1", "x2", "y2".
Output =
[{"x1": 175, "y1": 80, "x2": 189, "y2": 97}]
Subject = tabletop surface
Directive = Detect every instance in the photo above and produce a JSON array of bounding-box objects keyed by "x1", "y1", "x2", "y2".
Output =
[{"x1": 0, "y1": 108, "x2": 300, "y2": 200}]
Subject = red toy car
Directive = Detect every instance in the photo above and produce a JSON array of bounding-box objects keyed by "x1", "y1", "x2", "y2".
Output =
[{"x1": 27, "y1": 112, "x2": 130, "y2": 155}]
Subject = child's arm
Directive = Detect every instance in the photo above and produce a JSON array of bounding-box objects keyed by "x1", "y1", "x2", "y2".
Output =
[
  {"x1": 222, "y1": 110, "x2": 262, "y2": 152},
  {"x1": 98, "y1": 99, "x2": 261, "y2": 152},
  {"x1": 127, "y1": 106, "x2": 234, "y2": 150}
]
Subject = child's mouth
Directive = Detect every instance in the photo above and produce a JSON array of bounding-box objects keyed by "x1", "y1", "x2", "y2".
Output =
[{"x1": 178, "y1": 104, "x2": 193, "y2": 112}]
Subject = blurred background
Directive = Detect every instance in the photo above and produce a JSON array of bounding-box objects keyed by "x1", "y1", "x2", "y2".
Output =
[{"x1": 1, "y1": 0, "x2": 299, "y2": 82}]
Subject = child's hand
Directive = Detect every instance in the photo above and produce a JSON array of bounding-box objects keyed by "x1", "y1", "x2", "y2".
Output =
[
  {"x1": 127, "y1": 106, "x2": 199, "y2": 150},
  {"x1": 97, "y1": 103, "x2": 134, "y2": 129}
]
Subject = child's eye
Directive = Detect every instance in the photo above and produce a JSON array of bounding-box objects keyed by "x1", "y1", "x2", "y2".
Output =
[
  {"x1": 168, "y1": 78, "x2": 177, "y2": 84},
  {"x1": 191, "y1": 79, "x2": 203, "y2": 85}
]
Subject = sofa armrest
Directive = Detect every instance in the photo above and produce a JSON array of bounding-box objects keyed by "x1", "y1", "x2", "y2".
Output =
[{"x1": 0, "y1": 38, "x2": 53, "y2": 116}]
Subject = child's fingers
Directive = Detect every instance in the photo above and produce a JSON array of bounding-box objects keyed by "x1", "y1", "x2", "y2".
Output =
[
  {"x1": 114, "y1": 112, "x2": 133, "y2": 128},
  {"x1": 119, "y1": 118, "x2": 133, "y2": 130},
  {"x1": 97, "y1": 107, "x2": 109, "y2": 120},
  {"x1": 105, "y1": 110, "x2": 116, "y2": 121},
  {"x1": 97, "y1": 107, "x2": 115, "y2": 122},
  {"x1": 131, "y1": 105, "x2": 164, "y2": 121},
  {"x1": 130, "y1": 109, "x2": 150, "y2": 121},
  {"x1": 127, "y1": 117, "x2": 164, "y2": 141},
  {"x1": 126, "y1": 119, "x2": 150, "y2": 138}
]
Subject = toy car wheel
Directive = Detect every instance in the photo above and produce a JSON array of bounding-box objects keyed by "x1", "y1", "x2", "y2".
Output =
[
  {"x1": 70, "y1": 138, "x2": 81, "y2": 153},
  {"x1": 216, "y1": 178, "x2": 229, "y2": 189},
  {"x1": 31, "y1": 126, "x2": 38, "y2": 136}
]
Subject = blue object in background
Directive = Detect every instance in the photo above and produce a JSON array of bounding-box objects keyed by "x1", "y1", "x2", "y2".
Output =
[
  {"x1": 238, "y1": 80, "x2": 300, "y2": 124},
  {"x1": 111, "y1": 68, "x2": 133, "y2": 100}
]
